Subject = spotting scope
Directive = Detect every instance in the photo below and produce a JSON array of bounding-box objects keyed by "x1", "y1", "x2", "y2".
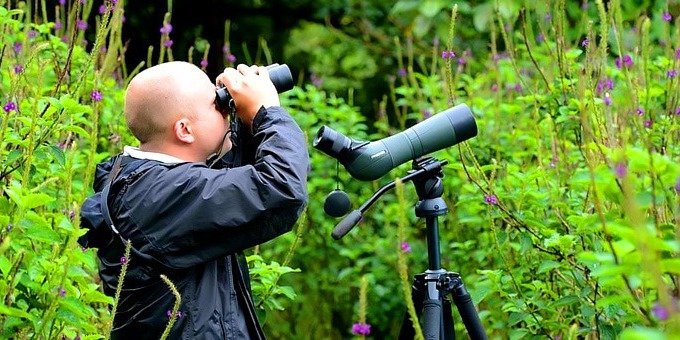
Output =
[{"x1": 313, "y1": 104, "x2": 477, "y2": 181}]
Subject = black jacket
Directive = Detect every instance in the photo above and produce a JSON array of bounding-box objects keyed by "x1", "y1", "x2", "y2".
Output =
[{"x1": 79, "y1": 106, "x2": 308, "y2": 339}]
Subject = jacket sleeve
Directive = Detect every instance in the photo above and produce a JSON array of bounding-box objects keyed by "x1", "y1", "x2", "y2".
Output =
[{"x1": 119, "y1": 106, "x2": 309, "y2": 270}]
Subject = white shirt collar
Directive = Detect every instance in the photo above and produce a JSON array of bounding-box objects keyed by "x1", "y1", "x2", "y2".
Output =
[{"x1": 123, "y1": 146, "x2": 186, "y2": 164}]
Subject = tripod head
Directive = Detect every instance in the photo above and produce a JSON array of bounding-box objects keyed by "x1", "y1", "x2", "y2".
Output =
[{"x1": 331, "y1": 157, "x2": 448, "y2": 239}]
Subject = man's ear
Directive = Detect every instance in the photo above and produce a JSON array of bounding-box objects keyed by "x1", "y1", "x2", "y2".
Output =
[{"x1": 174, "y1": 118, "x2": 195, "y2": 144}]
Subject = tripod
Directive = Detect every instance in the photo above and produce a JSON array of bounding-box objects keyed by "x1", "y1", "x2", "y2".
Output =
[{"x1": 331, "y1": 157, "x2": 487, "y2": 339}]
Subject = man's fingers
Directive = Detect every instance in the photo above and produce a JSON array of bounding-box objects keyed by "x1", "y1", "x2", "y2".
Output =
[
  {"x1": 237, "y1": 64, "x2": 258, "y2": 76},
  {"x1": 257, "y1": 66, "x2": 269, "y2": 79},
  {"x1": 216, "y1": 67, "x2": 244, "y2": 90}
]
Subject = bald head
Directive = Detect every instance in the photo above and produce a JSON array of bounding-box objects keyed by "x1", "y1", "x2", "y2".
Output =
[{"x1": 125, "y1": 61, "x2": 214, "y2": 144}]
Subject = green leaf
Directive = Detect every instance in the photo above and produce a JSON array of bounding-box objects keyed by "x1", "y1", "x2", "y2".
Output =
[
  {"x1": 0, "y1": 304, "x2": 36, "y2": 322},
  {"x1": 48, "y1": 145, "x2": 66, "y2": 167},
  {"x1": 22, "y1": 212, "x2": 61, "y2": 243},
  {"x1": 23, "y1": 193, "x2": 55, "y2": 209},
  {"x1": 661, "y1": 258, "x2": 680, "y2": 274},
  {"x1": 0, "y1": 256, "x2": 11, "y2": 276},
  {"x1": 419, "y1": 0, "x2": 447, "y2": 17},
  {"x1": 537, "y1": 260, "x2": 561, "y2": 274},
  {"x1": 553, "y1": 295, "x2": 580, "y2": 307},
  {"x1": 619, "y1": 327, "x2": 666, "y2": 340},
  {"x1": 62, "y1": 125, "x2": 90, "y2": 138}
]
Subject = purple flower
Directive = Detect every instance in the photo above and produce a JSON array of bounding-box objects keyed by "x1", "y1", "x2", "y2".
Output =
[
  {"x1": 166, "y1": 310, "x2": 183, "y2": 318},
  {"x1": 351, "y1": 322, "x2": 371, "y2": 336},
  {"x1": 54, "y1": 21, "x2": 62, "y2": 30},
  {"x1": 536, "y1": 33, "x2": 545, "y2": 44},
  {"x1": 58, "y1": 287, "x2": 66, "y2": 297},
  {"x1": 652, "y1": 302, "x2": 669, "y2": 320},
  {"x1": 59, "y1": 0, "x2": 65, "y2": 5},
  {"x1": 662, "y1": 12, "x2": 672, "y2": 22},
  {"x1": 91, "y1": 90, "x2": 102, "y2": 102},
  {"x1": 544, "y1": 13, "x2": 552, "y2": 22},
  {"x1": 623, "y1": 55, "x2": 633, "y2": 66},
  {"x1": 615, "y1": 54, "x2": 633, "y2": 69},
  {"x1": 636, "y1": 107, "x2": 644, "y2": 116},
  {"x1": 76, "y1": 19, "x2": 87, "y2": 31},
  {"x1": 458, "y1": 57, "x2": 467, "y2": 65},
  {"x1": 310, "y1": 73, "x2": 323, "y2": 87},
  {"x1": 98, "y1": 4, "x2": 107, "y2": 14},
  {"x1": 14, "y1": 64, "x2": 24, "y2": 74},
  {"x1": 74, "y1": 336, "x2": 80, "y2": 340},
  {"x1": 397, "y1": 68, "x2": 407, "y2": 77},
  {"x1": 421, "y1": 108, "x2": 432, "y2": 119},
  {"x1": 160, "y1": 23, "x2": 173, "y2": 34},
  {"x1": 13, "y1": 42, "x2": 22, "y2": 54},
  {"x1": 61, "y1": 35, "x2": 69, "y2": 43},
  {"x1": 676, "y1": 48, "x2": 680, "y2": 59},
  {"x1": 3, "y1": 101, "x2": 17, "y2": 112},
  {"x1": 668, "y1": 69, "x2": 677, "y2": 78},
  {"x1": 491, "y1": 84, "x2": 498, "y2": 92},
  {"x1": 400, "y1": 241, "x2": 412, "y2": 253},
  {"x1": 581, "y1": 38, "x2": 589, "y2": 47},
  {"x1": 644, "y1": 120, "x2": 652, "y2": 128},
  {"x1": 120, "y1": 256, "x2": 127, "y2": 264},
  {"x1": 514, "y1": 83, "x2": 522, "y2": 92},
  {"x1": 676, "y1": 107, "x2": 680, "y2": 116},
  {"x1": 200, "y1": 59, "x2": 208, "y2": 68},
  {"x1": 614, "y1": 162, "x2": 627, "y2": 178},
  {"x1": 163, "y1": 39, "x2": 173, "y2": 48},
  {"x1": 27, "y1": 30, "x2": 37, "y2": 39},
  {"x1": 226, "y1": 54, "x2": 236, "y2": 63},
  {"x1": 603, "y1": 93, "x2": 612, "y2": 106},
  {"x1": 484, "y1": 194, "x2": 498, "y2": 205},
  {"x1": 441, "y1": 51, "x2": 450, "y2": 59},
  {"x1": 596, "y1": 78, "x2": 614, "y2": 95}
]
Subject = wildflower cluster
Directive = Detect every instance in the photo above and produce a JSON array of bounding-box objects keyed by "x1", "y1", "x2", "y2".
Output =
[
  {"x1": 160, "y1": 23, "x2": 173, "y2": 48},
  {"x1": 351, "y1": 322, "x2": 371, "y2": 336}
]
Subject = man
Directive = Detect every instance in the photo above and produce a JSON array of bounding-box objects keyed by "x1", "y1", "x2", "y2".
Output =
[{"x1": 78, "y1": 61, "x2": 309, "y2": 339}]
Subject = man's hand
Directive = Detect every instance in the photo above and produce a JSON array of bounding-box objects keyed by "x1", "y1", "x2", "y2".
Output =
[{"x1": 216, "y1": 64, "x2": 280, "y2": 128}]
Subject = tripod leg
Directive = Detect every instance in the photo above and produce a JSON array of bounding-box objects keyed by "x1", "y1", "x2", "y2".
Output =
[
  {"x1": 442, "y1": 297, "x2": 454, "y2": 340},
  {"x1": 422, "y1": 299, "x2": 441, "y2": 339},
  {"x1": 450, "y1": 277, "x2": 487, "y2": 340}
]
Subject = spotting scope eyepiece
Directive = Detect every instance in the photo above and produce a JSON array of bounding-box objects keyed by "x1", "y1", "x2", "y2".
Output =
[{"x1": 313, "y1": 104, "x2": 477, "y2": 181}]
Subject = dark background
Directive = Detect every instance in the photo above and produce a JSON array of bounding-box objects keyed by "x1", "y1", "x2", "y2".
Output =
[{"x1": 121, "y1": 0, "x2": 335, "y2": 80}]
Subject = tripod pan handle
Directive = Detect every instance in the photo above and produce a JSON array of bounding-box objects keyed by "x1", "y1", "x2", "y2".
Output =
[{"x1": 331, "y1": 210, "x2": 362, "y2": 240}]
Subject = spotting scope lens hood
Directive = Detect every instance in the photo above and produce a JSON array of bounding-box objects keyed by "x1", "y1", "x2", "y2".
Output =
[{"x1": 313, "y1": 103, "x2": 477, "y2": 181}]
